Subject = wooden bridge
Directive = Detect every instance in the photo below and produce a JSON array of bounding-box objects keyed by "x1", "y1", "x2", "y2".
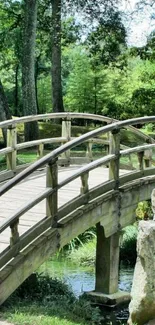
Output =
[{"x1": 0, "y1": 113, "x2": 155, "y2": 305}]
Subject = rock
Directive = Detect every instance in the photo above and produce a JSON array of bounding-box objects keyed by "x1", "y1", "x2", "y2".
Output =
[
  {"x1": 146, "y1": 320, "x2": 155, "y2": 325},
  {"x1": 151, "y1": 189, "x2": 155, "y2": 220},
  {"x1": 128, "y1": 221, "x2": 155, "y2": 325}
]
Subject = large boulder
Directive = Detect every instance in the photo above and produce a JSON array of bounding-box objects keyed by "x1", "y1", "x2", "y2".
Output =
[{"x1": 128, "y1": 221, "x2": 155, "y2": 325}]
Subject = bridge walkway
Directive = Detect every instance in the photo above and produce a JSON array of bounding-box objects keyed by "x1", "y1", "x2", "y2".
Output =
[{"x1": 0, "y1": 165, "x2": 127, "y2": 254}]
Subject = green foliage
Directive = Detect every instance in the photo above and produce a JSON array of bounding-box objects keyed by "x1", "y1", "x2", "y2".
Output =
[
  {"x1": 1, "y1": 1, "x2": 155, "y2": 120},
  {"x1": 62, "y1": 227, "x2": 96, "y2": 254},
  {"x1": 68, "y1": 225, "x2": 138, "y2": 267},
  {"x1": 86, "y1": 10, "x2": 127, "y2": 66},
  {"x1": 120, "y1": 225, "x2": 138, "y2": 266},
  {"x1": 142, "y1": 123, "x2": 155, "y2": 133},
  {"x1": 64, "y1": 46, "x2": 95, "y2": 113},
  {"x1": 37, "y1": 75, "x2": 52, "y2": 113},
  {"x1": 3, "y1": 274, "x2": 103, "y2": 325},
  {"x1": 68, "y1": 238, "x2": 96, "y2": 266},
  {"x1": 136, "y1": 200, "x2": 152, "y2": 220}
]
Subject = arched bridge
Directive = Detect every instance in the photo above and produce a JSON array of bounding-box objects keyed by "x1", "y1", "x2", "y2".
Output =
[{"x1": 0, "y1": 113, "x2": 155, "y2": 305}]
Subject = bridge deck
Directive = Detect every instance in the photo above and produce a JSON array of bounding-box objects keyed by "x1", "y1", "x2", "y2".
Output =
[{"x1": 0, "y1": 166, "x2": 127, "y2": 255}]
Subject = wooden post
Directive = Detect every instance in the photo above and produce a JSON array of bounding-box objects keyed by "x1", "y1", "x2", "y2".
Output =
[
  {"x1": 95, "y1": 129, "x2": 120, "y2": 295},
  {"x1": 7, "y1": 125, "x2": 17, "y2": 171},
  {"x1": 86, "y1": 142, "x2": 93, "y2": 161},
  {"x1": 80, "y1": 172, "x2": 89, "y2": 195},
  {"x1": 95, "y1": 223, "x2": 120, "y2": 294},
  {"x1": 37, "y1": 143, "x2": 44, "y2": 159},
  {"x1": 137, "y1": 151, "x2": 144, "y2": 170},
  {"x1": 46, "y1": 160, "x2": 58, "y2": 226},
  {"x1": 144, "y1": 147, "x2": 152, "y2": 168},
  {"x1": 128, "y1": 154, "x2": 133, "y2": 169},
  {"x1": 61, "y1": 119, "x2": 71, "y2": 165},
  {"x1": 109, "y1": 129, "x2": 120, "y2": 184},
  {"x1": 10, "y1": 219, "x2": 19, "y2": 247}
]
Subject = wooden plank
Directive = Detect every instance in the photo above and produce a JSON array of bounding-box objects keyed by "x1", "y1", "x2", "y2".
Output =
[
  {"x1": 0, "y1": 170, "x2": 14, "y2": 183},
  {"x1": 0, "y1": 188, "x2": 52, "y2": 234}
]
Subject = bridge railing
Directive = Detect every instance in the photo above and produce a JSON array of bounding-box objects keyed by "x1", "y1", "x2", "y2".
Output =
[
  {"x1": 0, "y1": 113, "x2": 153, "y2": 183},
  {"x1": 0, "y1": 116, "x2": 155, "y2": 269}
]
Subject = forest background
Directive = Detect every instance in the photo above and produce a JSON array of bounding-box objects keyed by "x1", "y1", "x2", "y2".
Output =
[{"x1": 1, "y1": 0, "x2": 155, "y2": 141}]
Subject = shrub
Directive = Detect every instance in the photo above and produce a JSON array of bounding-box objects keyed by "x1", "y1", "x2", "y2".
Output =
[
  {"x1": 120, "y1": 225, "x2": 138, "y2": 266},
  {"x1": 5, "y1": 274, "x2": 103, "y2": 324}
]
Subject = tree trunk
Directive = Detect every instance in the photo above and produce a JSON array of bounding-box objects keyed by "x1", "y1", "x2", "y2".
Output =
[
  {"x1": 14, "y1": 64, "x2": 19, "y2": 116},
  {"x1": 51, "y1": 0, "x2": 64, "y2": 113},
  {"x1": 0, "y1": 79, "x2": 12, "y2": 144},
  {"x1": 35, "y1": 57, "x2": 39, "y2": 114},
  {"x1": 22, "y1": 0, "x2": 38, "y2": 141}
]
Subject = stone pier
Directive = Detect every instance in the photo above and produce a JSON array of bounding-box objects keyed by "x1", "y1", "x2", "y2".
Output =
[{"x1": 86, "y1": 223, "x2": 130, "y2": 306}]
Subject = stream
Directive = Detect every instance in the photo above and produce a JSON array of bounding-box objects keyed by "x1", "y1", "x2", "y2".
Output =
[{"x1": 39, "y1": 258, "x2": 134, "y2": 324}]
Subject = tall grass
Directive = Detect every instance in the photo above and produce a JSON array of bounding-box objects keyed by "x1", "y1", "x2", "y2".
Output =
[
  {"x1": 68, "y1": 225, "x2": 138, "y2": 267},
  {"x1": 1, "y1": 274, "x2": 103, "y2": 325}
]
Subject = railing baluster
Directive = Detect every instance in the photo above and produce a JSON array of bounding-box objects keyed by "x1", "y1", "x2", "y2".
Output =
[
  {"x1": 144, "y1": 144, "x2": 152, "y2": 168},
  {"x1": 109, "y1": 129, "x2": 120, "y2": 187},
  {"x1": 46, "y1": 160, "x2": 58, "y2": 226},
  {"x1": 137, "y1": 151, "x2": 144, "y2": 170},
  {"x1": 61, "y1": 118, "x2": 71, "y2": 165},
  {"x1": 7, "y1": 125, "x2": 17, "y2": 172},
  {"x1": 80, "y1": 172, "x2": 89, "y2": 194},
  {"x1": 10, "y1": 219, "x2": 19, "y2": 247},
  {"x1": 37, "y1": 143, "x2": 44, "y2": 159},
  {"x1": 86, "y1": 142, "x2": 93, "y2": 161}
]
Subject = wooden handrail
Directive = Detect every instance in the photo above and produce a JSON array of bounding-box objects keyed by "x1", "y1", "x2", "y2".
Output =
[
  {"x1": 0, "y1": 113, "x2": 154, "y2": 184},
  {"x1": 0, "y1": 113, "x2": 116, "y2": 128},
  {"x1": 0, "y1": 113, "x2": 153, "y2": 142},
  {"x1": 121, "y1": 143, "x2": 155, "y2": 156},
  {"x1": 16, "y1": 137, "x2": 67, "y2": 150},
  {"x1": 0, "y1": 140, "x2": 155, "y2": 233},
  {"x1": 0, "y1": 116, "x2": 155, "y2": 197},
  {"x1": 0, "y1": 147, "x2": 14, "y2": 155}
]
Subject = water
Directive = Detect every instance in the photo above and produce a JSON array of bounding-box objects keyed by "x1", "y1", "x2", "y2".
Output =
[
  {"x1": 39, "y1": 258, "x2": 134, "y2": 296},
  {"x1": 39, "y1": 258, "x2": 134, "y2": 324}
]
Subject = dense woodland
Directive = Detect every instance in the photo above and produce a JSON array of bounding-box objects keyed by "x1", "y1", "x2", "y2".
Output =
[{"x1": 0, "y1": 0, "x2": 155, "y2": 140}]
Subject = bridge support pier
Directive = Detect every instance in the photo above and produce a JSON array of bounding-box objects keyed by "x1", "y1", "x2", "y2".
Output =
[
  {"x1": 95, "y1": 223, "x2": 119, "y2": 294},
  {"x1": 85, "y1": 223, "x2": 130, "y2": 306}
]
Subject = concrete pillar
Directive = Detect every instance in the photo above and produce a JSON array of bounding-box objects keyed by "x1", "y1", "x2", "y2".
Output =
[{"x1": 95, "y1": 222, "x2": 120, "y2": 294}]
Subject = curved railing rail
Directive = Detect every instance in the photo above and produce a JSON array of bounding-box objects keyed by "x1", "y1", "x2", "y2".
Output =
[
  {"x1": 0, "y1": 116, "x2": 155, "y2": 270},
  {"x1": 0, "y1": 113, "x2": 154, "y2": 183}
]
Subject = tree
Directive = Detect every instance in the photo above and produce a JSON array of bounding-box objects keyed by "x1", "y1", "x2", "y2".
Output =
[
  {"x1": 86, "y1": 10, "x2": 127, "y2": 66},
  {"x1": 0, "y1": 79, "x2": 12, "y2": 143},
  {"x1": 51, "y1": 0, "x2": 64, "y2": 113},
  {"x1": 64, "y1": 47, "x2": 95, "y2": 113},
  {"x1": 0, "y1": 0, "x2": 22, "y2": 115},
  {"x1": 49, "y1": 0, "x2": 120, "y2": 113},
  {"x1": 22, "y1": 0, "x2": 38, "y2": 141}
]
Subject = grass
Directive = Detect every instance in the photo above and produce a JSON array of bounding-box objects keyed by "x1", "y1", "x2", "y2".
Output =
[
  {"x1": 0, "y1": 274, "x2": 103, "y2": 325},
  {"x1": 68, "y1": 225, "x2": 138, "y2": 267},
  {"x1": 68, "y1": 238, "x2": 96, "y2": 267}
]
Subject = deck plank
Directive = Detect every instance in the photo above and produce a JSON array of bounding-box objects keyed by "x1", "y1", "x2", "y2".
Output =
[{"x1": 0, "y1": 165, "x2": 127, "y2": 254}]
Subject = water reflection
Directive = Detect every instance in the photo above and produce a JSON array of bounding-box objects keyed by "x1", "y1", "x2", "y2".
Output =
[
  {"x1": 39, "y1": 259, "x2": 134, "y2": 297},
  {"x1": 39, "y1": 259, "x2": 134, "y2": 324}
]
